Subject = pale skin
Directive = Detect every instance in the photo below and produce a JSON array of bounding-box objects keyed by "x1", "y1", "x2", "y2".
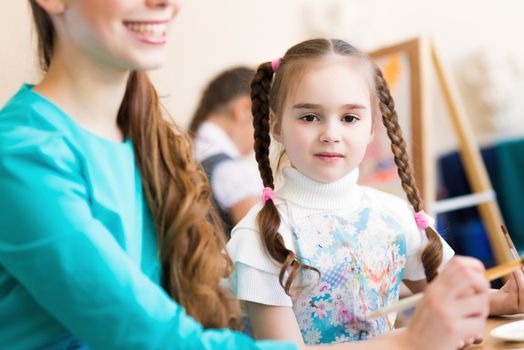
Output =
[
  {"x1": 246, "y1": 57, "x2": 523, "y2": 348},
  {"x1": 33, "y1": 19, "x2": 128, "y2": 142},
  {"x1": 33, "y1": 0, "x2": 180, "y2": 142},
  {"x1": 205, "y1": 95, "x2": 259, "y2": 223}
]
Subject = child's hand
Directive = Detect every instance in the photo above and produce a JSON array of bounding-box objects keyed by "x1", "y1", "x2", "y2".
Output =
[
  {"x1": 404, "y1": 256, "x2": 489, "y2": 350},
  {"x1": 490, "y1": 266, "x2": 524, "y2": 315}
]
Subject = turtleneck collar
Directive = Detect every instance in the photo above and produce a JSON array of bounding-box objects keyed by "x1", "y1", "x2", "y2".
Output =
[{"x1": 276, "y1": 167, "x2": 362, "y2": 211}]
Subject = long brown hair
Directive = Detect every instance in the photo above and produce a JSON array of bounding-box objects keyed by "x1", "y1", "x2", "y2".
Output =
[
  {"x1": 29, "y1": 1, "x2": 240, "y2": 329},
  {"x1": 188, "y1": 66, "x2": 255, "y2": 136},
  {"x1": 251, "y1": 38, "x2": 443, "y2": 295}
]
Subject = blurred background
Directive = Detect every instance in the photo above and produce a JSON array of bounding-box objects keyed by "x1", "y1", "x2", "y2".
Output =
[{"x1": 2, "y1": 0, "x2": 524, "y2": 268}]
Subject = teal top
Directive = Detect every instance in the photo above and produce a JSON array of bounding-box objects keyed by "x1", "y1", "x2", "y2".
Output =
[{"x1": 0, "y1": 85, "x2": 296, "y2": 350}]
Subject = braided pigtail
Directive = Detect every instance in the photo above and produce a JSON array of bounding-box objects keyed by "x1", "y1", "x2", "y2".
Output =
[
  {"x1": 251, "y1": 62, "x2": 319, "y2": 294},
  {"x1": 374, "y1": 67, "x2": 443, "y2": 282}
]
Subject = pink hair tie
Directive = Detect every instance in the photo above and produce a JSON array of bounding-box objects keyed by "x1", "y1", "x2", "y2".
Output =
[
  {"x1": 271, "y1": 58, "x2": 281, "y2": 72},
  {"x1": 262, "y1": 187, "x2": 275, "y2": 204},
  {"x1": 414, "y1": 210, "x2": 434, "y2": 229}
]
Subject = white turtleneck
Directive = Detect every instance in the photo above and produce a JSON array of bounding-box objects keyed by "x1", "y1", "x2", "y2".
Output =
[
  {"x1": 227, "y1": 166, "x2": 454, "y2": 311},
  {"x1": 276, "y1": 167, "x2": 362, "y2": 212}
]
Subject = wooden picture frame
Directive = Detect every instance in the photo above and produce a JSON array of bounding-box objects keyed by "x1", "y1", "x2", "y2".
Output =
[{"x1": 359, "y1": 37, "x2": 434, "y2": 206}]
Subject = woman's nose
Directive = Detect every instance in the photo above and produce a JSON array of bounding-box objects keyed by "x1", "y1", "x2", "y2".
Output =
[{"x1": 146, "y1": 0, "x2": 181, "y2": 11}]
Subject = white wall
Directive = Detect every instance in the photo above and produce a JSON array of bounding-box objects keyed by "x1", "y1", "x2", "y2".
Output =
[
  {"x1": 2, "y1": 0, "x2": 523, "y2": 154},
  {"x1": 1, "y1": 2, "x2": 39, "y2": 103}
]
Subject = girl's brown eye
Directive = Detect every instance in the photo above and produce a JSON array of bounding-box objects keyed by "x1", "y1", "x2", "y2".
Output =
[
  {"x1": 342, "y1": 115, "x2": 358, "y2": 123},
  {"x1": 301, "y1": 114, "x2": 318, "y2": 122}
]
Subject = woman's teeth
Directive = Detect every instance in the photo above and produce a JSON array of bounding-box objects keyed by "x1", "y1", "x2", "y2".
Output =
[{"x1": 125, "y1": 23, "x2": 166, "y2": 37}]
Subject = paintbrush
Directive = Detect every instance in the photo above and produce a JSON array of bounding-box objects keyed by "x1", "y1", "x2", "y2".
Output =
[
  {"x1": 366, "y1": 255, "x2": 524, "y2": 320},
  {"x1": 501, "y1": 224, "x2": 520, "y2": 260}
]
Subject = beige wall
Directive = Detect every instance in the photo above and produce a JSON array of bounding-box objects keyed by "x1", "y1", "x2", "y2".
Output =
[{"x1": 1, "y1": 0, "x2": 523, "y2": 153}]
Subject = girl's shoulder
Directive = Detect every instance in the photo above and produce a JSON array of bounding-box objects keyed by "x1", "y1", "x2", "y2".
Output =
[
  {"x1": 227, "y1": 200, "x2": 294, "y2": 274},
  {"x1": 230, "y1": 202, "x2": 265, "y2": 237},
  {"x1": 230, "y1": 199, "x2": 292, "y2": 234}
]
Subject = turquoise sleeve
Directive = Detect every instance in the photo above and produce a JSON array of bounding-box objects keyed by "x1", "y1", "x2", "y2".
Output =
[{"x1": 0, "y1": 133, "x2": 296, "y2": 350}]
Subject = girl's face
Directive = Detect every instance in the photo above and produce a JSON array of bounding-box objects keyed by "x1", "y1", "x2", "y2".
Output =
[
  {"x1": 271, "y1": 59, "x2": 374, "y2": 183},
  {"x1": 49, "y1": 0, "x2": 180, "y2": 71}
]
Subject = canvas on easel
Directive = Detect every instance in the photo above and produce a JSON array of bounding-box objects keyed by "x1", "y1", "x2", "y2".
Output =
[{"x1": 359, "y1": 37, "x2": 512, "y2": 265}]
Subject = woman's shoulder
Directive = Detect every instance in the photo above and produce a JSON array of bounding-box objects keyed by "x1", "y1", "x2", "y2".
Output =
[
  {"x1": 0, "y1": 88, "x2": 79, "y2": 175},
  {"x1": 0, "y1": 127, "x2": 72, "y2": 166},
  {"x1": 0, "y1": 85, "x2": 68, "y2": 146},
  {"x1": 1, "y1": 85, "x2": 100, "y2": 168}
]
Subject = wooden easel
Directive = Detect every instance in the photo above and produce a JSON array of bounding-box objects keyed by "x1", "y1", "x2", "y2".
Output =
[{"x1": 369, "y1": 37, "x2": 512, "y2": 265}]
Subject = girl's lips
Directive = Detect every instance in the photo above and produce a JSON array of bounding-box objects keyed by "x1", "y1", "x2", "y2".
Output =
[
  {"x1": 123, "y1": 20, "x2": 169, "y2": 45},
  {"x1": 315, "y1": 152, "x2": 344, "y2": 163}
]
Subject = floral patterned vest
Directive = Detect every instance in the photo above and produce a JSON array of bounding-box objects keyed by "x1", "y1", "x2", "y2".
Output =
[{"x1": 289, "y1": 200, "x2": 407, "y2": 344}]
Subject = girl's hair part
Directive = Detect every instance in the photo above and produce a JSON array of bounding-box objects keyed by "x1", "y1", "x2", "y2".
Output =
[
  {"x1": 188, "y1": 66, "x2": 255, "y2": 136},
  {"x1": 29, "y1": 0, "x2": 241, "y2": 328}
]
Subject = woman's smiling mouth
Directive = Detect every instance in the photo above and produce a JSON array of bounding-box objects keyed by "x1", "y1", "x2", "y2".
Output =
[{"x1": 124, "y1": 20, "x2": 169, "y2": 45}]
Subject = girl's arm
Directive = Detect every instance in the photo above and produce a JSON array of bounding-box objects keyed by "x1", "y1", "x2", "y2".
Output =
[
  {"x1": 246, "y1": 302, "x2": 304, "y2": 344},
  {"x1": 244, "y1": 302, "x2": 411, "y2": 349}
]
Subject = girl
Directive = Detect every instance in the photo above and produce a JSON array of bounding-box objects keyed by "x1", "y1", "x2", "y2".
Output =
[
  {"x1": 189, "y1": 66, "x2": 262, "y2": 233},
  {"x1": 0, "y1": 2, "x2": 489, "y2": 350},
  {"x1": 227, "y1": 38, "x2": 524, "y2": 346}
]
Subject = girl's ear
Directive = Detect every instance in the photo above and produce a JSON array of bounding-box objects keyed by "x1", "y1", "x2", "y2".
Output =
[
  {"x1": 269, "y1": 111, "x2": 282, "y2": 143},
  {"x1": 34, "y1": 0, "x2": 67, "y2": 15}
]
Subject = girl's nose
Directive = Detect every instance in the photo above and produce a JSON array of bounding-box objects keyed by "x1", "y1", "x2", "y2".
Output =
[{"x1": 320, "y1": 123, "x2": 341, "y2": 143}]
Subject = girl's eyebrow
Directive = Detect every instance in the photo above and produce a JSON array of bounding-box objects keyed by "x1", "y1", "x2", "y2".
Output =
[
  {"x1": 292, "y1": 103, "x2": 367, "y2": 110},
  {"x1": 292, "y1": 103, "x2": 322, "y2": 110}
]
